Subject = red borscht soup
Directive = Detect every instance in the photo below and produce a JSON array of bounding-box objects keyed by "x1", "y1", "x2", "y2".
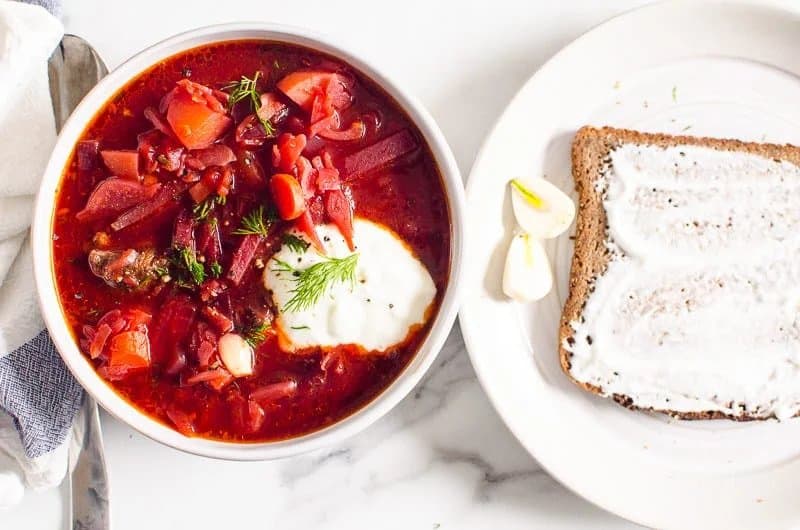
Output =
[{"x1": 52, "y1": 41, "x2": 450, "y2": 441}]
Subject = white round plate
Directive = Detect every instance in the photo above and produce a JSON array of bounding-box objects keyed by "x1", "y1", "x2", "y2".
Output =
[{"x1": 460, "y1": 1, "x2": 800, "y2": 528}]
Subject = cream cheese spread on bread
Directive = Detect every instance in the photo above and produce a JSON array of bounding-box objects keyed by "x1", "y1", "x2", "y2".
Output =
[{"x1": 565, "y1": 143, "x2": 800, "y2": 420}]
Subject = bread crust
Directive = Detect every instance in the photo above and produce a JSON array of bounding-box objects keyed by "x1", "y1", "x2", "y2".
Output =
[{"x1": 561, "y1": 126, "x2": 800, "y2": 420}]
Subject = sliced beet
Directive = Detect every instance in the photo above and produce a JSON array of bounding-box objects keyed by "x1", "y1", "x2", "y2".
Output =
[
  {"x1": 343, "y1": 129, "x2": 417, "y2": 179},
  {"x1": 197, "y1": 218, "x2": 222, "y2": 264},
  {"x1": 111, "y1": 181, "x2": 188, "y2": 232},
  {"x1": 76, "y1": 140, "x2": 100, "y2": 172},
  {"x1": 172, "y1": 209, "x2": 195, "y2": 250},
  {"x1": 226, "y1": 234, "x2": 261, "y2": 285},
  {"x1": 76, "y1": 178, "x2": 159, "y2": 222}
]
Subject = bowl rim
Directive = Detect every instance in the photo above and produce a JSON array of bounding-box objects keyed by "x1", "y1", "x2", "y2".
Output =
[{"x1": 32, "y1": 22, "x2": 465, "y2": 460}]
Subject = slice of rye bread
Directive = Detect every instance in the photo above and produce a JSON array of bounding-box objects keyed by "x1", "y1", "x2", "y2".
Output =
[{"x1": 561, "y1": 125, "x2": 800, "y2": 421}]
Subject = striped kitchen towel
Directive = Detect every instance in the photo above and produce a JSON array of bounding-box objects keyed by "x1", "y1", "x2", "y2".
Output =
[{"x1": 0, "y1": 0, "x2": 84, "y2": 508}]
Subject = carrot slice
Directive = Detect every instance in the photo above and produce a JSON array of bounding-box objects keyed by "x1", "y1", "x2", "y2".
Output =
[
  {"x1": 325, "y1": 189, "x2": 354, "y2": 250},
  {"x1": 107, "y1": 330, "x2": 151, "y2": 371},
  {"x1": 277, "y1": 71, "x2": 352, "y2": 112},
  {"x1": 270, "y1": 173, "x2": 306, "y2": 220},
  {"x1": 166, "y1": 94, "x2": 232, "y2": 150}
]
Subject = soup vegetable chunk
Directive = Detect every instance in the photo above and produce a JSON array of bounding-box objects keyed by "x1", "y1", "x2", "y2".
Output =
[{"x1": 53, "y1": 41, "x2": 450, "y2": 441}]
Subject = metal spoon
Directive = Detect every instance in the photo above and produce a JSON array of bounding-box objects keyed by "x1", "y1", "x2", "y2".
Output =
[{"x1": 48, "y1": 34, "x2": 111, "y2": 530}]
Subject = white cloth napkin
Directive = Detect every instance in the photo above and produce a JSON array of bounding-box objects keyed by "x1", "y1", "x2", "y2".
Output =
[{"x1": 0, "y1": 0, "x2": 84, "y2": 509}]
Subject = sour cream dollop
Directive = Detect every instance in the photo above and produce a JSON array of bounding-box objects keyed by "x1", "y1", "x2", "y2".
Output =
[{"x1": 263, "y1": 218, "x2": 437, "y2": 352}]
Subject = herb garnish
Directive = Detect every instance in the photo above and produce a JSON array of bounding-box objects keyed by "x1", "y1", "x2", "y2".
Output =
[
  {"x1": 169, "y1": 247, "x2": 206, "y2": 286},
  {"x1": 193, "y1": 195, "x2": 225, "y2": 221},
  {"x1": 209, "y1": 262, "x2": 223, "y2": 278},
  {"x1": 242, "y1": 320, "x2": 269, "y2": 347},
  {"x1": 290, "y1": 325, "x2": 310, "y2": 331},
  {"x1": 283, "y1": 233, "x2": 310, "y2": 253},
  {"x1": 272, "y1": 254, "x2": 359, "y2": 313},
  {"x1": 233, "y1": 205, "x2": 272, "y2": 237},
  {"x1": 224, "y1": 71, "x2": 275, "y2": 136}
]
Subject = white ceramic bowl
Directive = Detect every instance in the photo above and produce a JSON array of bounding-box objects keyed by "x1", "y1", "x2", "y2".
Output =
[{"x1": 32, "y1": 23, "x2": 465, "y2": 460}]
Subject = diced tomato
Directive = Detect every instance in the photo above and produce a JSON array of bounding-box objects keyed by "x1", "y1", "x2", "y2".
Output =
[
  {"x1": 270, "y1": 173, "x2": 306, "y2": 220},
  {"x1": 166, "y1": 94, "x2": 232, "y2": 150},
  {"x1": 76, "y1": 178, "x2": 160, "y2": 222},
  {"x1": 294, "y1": 209, "x2": 325, "y2": 252},
  {"x1": 272, "y1": 133, "x2": 307, "y2": 172},
  {"x1": 277, "y1": 71, "x2": 352, "y2": 112},
  {"x1": 325, "y1": 189, "x2": 354, "y2": 250},
  {"x1": 107, "y1": 330, "x2": 151, "y2": 372},
  {"x1": 100, "y1": 150, "x2": 140, "y2": 180}
]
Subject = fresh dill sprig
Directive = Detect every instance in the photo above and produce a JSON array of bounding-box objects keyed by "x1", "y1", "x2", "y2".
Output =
[
  {"x1": 242, "y1": 320, "x2": 270, "y2": 347},
  {"x1": 193, "y1": 195, "x2": 225, "y2": 221},
  {"x1": 272, "y1": 254, "x2": 359, "y2": 313},
  {"x1": 169, "y1": 247, "x2": 206, "y2": 286},
  {"x1": 233, "y1": 205, "x2": 272, "y2": 237},
  {"x1": 282, "y1": 233, "x2": 310, "y2": 253},
  {"x1": 224, "y1": 71, "x2": 275, "y2": 136},
  {"x1": 209, "y1": 262, "x2": 222, "y2": 278}
]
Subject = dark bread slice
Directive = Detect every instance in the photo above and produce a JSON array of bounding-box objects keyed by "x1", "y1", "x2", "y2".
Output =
[{"x1": 561, "y1": 126, "x2": 800, "y2": 420}]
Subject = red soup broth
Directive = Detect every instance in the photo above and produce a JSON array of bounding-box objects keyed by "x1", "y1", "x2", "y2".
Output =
[{"x1": 52, "y1": 40, "x2": 450, "y2": 442}]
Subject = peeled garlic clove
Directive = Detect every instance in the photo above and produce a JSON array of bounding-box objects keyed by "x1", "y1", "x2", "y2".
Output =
[
  {"x1": 218, "y1": 333, "x2": 255, "y2": 377},
  {"x1": 502, "y1": 233, "x2": 553, "y2": 302},
  {"x1": 510, "y1": 178, "x2": 575, "y2": 239}
]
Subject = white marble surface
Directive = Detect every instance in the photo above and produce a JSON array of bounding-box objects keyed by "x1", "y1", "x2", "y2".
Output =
[{"x1": 2, "y1": 0, "x2": 654, "y2": 528}]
